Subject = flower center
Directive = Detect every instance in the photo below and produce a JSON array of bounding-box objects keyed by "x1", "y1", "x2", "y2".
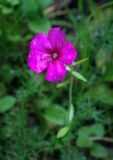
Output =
[{"x1": 53, "y1": 53, "x2": 58, "y2": 59}]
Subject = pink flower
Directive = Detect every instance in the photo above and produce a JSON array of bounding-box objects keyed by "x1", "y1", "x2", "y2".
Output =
[{"x1": 27, "y1": 27, "x2": 78, "y2": 82}]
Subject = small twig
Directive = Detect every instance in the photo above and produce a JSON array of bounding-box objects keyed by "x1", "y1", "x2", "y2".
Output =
[
  {"x1": 44, "y1": 6, "x2": 55, "y2": 15},
  {"x1": 56, "y1": 80, "x2": 69, "y2": 88},
  {"x1": 91, "y1": 137, "x2": 113, "y2": 143},
  {"x1": 44, "y1": 0, "x2": 72, "y2": 15},
  {"x1": 47, "y1": 10, "x2": 66, "y2": 18}
]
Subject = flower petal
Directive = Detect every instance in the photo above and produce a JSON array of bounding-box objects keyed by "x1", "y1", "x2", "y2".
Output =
[
  {"x1": 28, "y1": 50, "x2": 52, "y2": 73},
  {"x1": 59, "y1": 42, "x2": 78, "y2": 65},
  {"x1": 30, "y1": 33, "x2": 52, "y2": 53},
  {"x1": 48, "y1": 27, "x2": 66, "y2": 51},
  {"x1": 46, "y1": 60, "x2": 66, "y2": 82}
]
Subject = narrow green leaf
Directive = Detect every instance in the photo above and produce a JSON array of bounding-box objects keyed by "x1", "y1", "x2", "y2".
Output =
[
  {"x1": 57, "y1": 126, "x2": 69, "y2": 138},
  {"x1": 72, "y1": 71, "x2": 87, "y2": 82},
  {"x1": 67, "y1": 66, "x2": 87, "y2": 82},
  {"x1": 56, "y1": 80, "x2": 69, "y2": 88},
  {"x1": 68, "y1": 104, "x2": 74, "y2": 123},
  {"x1": 72, "y1": 58, "x2": 89, "y2": 66},
  {"x1": 0, "y1": 96, "x2": 16, "y2": 113}
]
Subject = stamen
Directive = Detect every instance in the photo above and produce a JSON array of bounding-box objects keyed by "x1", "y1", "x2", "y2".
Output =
[{"x1": 53, "y1": 53, "x2": 58, "y2": 59}]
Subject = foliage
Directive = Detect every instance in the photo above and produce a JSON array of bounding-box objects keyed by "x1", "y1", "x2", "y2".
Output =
[
  {"x1": 0, "y1": 0, "x2": 113, "y2": 159},
  {"x1": 0, "y1": 96, "x2": 16, "y2": 113}
]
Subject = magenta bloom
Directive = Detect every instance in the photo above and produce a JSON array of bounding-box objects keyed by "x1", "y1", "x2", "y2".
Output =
[{"x1": 28, "y1": 27, "x2": 77, "y2": 82}]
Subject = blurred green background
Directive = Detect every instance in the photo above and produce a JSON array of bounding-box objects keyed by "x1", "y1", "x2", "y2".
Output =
[{"x1": 0, "y1": 0, "x2": 113, "y2": 159}]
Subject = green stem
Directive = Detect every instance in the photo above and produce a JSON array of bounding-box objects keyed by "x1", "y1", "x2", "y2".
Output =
[{"x1": 68, "y1": 66, "x2": 73, "y2": 124}]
